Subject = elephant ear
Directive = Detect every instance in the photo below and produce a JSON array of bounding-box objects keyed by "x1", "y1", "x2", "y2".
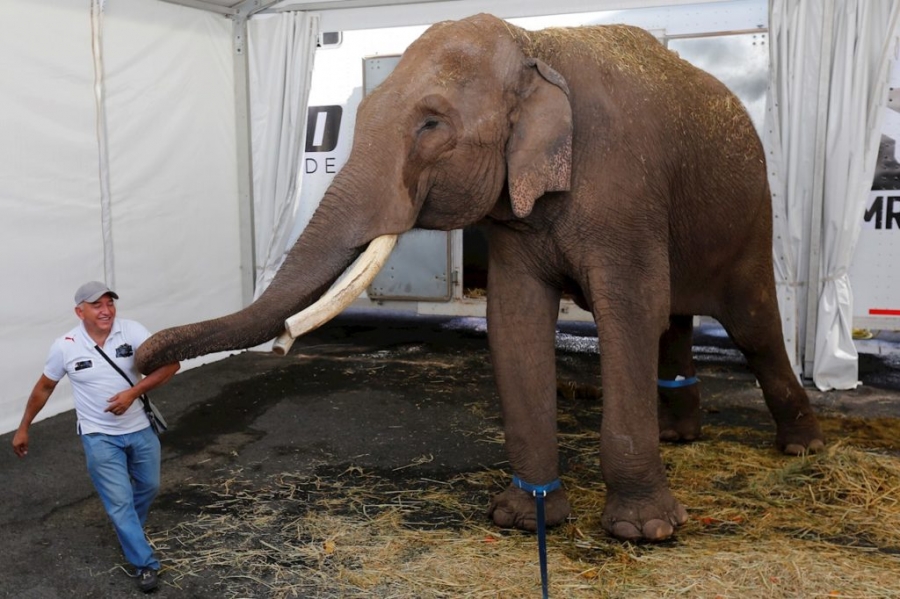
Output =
[{"x1": 506, "y1": 58, "x2": 573, "y2": 219}]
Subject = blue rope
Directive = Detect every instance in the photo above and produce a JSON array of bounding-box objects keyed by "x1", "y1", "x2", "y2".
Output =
[
  {"x1": 513, "y1": 476, "x2": 561, "y2": 599},
  {"x1": 657, "y1": 376, "x2": 699, "y2": 388}
]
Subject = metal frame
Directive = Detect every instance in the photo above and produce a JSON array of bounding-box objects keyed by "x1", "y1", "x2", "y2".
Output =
[
  {"x1": 157, "y1": 0, "x2": 239, "y2": 15},
  {"x1": 267, "y1": 0, "x2": 743, "y2": 32},
  {"x1": 231, "y1": 14, "x2": 256, "y2": 306}
]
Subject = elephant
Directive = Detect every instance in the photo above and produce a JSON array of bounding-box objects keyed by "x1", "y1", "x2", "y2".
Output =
[{"x1": 137, "y1": 13, "x2": 825, "y2": 542}]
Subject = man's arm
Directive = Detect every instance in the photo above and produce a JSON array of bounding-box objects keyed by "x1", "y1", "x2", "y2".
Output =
[
  {"x1": 104, "y1": 362, "x2": 180, "y2": 415},
  {"x1": 12, "y1": 375, "x2": 59, "y2": 457},
  {"x1": 133, "y1": 362, "x2": 180, "y2": 396}
]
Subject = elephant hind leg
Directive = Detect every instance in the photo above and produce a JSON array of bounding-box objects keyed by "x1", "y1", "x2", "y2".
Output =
[
  {"x1": 715, "y1": 271, "x2": 824, "y2": 454},
  {"x1": 658, "y1": 314, "x2": 702, "y2": 443}
]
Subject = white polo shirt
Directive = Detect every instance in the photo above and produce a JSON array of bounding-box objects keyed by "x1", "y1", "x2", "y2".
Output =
[{"x1": 44, "y1": 318, "x2": 152, "y2": 435}]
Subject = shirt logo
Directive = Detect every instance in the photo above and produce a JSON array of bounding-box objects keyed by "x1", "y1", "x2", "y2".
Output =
[
  {"x1": 74, "y1": 360, "x2": 93, "y2": 371},
  {"x1": 115, "y1": 344, "x2": 134, "y2": 358}
]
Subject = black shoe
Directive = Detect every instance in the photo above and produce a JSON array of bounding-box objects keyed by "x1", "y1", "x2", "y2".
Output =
[{"x1": 136, "y1": 567, "x2": 158, "y2": 593}]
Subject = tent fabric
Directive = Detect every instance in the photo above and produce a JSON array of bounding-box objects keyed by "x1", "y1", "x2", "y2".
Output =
[
  {"x1": 765, "y1": 0, "x2": 900, "y2": 390},
  {"x1": 764, "y1": 0, "x2": 823, "y2": 376},
  {"x1": 0, "y1": 0, "x2": 243, "y2": 435},
  {"x1": 811, "y1": 0, "x2": 900, "y2": 390},
  {"x1": 100, "y1": 1, "x2": 243, "y2": 323},
  {"x1": 248, "y1": 12, "x2": 320, "y2": 298},
  {"x1": 0, "y1": 0, "x2": 104, "y2": 434}
]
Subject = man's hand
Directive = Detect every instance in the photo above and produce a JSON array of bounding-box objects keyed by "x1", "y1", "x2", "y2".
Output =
[
  {"x1": 105, "y1": 390, "x2": 137, "y2": 416},
  {"x1": 104, "y1": 361, "x2": 180, "y2": 417},
  {"x1": 14, "y1": 375, "x2": 59, "y2": 457},
  {"x1": 12, "y1": 429, "x2": 29, "y2": 458}
]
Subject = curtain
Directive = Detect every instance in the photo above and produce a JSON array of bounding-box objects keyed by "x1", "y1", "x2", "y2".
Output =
[
  {"x1": 765, "y1": 0, "x2": 900, "y2": 389},
  {"x1": 248, "y1": 12, "x2": 320, "y2": 298},
  {"x1": 812, "y1": 0, "x2": 900, "y2": 389},
  {"x1": 765, "y1": 0, "x2": 822, "y2": 376}
]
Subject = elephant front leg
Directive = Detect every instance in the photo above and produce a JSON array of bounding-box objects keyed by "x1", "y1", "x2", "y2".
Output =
[
  {"x1": 485, "y1": 263, "x2": 570, "y2": 532},
  {"x1": 596, "y1": 298, "x2": 689, "y2": 541}
]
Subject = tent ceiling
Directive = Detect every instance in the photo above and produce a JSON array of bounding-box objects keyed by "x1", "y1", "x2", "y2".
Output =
[{"x1": 159, "y1": 0, "x2": 740, "y2": 21}]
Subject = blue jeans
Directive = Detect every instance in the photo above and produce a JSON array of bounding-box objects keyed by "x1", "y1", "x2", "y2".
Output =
[{"x1": 81, "y1": 427, "x2": 161, "y2": 571}]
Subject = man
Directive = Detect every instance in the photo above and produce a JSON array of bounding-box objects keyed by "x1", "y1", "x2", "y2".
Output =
[{"x1": 12, "y1": 281, "x2": 180, "y2": 593}]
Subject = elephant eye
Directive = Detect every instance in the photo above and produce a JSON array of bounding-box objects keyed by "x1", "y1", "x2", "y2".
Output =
[{"x1": 419, "y1": 117, "x2": 441, "y2": 133}]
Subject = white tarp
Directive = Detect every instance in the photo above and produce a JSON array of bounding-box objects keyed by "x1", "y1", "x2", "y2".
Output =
[
  {"x1": 0, "y1": 0, "x2": 243, "y2": 434},
  {"x1": 766, "y1": 0, "x2": 900, "y2": 390}
]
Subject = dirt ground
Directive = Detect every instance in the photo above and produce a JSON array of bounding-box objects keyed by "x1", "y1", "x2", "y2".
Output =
[{"x1": 1, "y1": 310, "x2": 898, "y2": 598}]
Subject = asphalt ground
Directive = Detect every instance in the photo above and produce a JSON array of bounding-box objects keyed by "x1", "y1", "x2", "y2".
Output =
[{"x1": 1, "y1": 310, "x2": 898, "y2": 597}]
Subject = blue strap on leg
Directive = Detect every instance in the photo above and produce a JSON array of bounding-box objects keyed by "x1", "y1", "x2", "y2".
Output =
[
  {"x1": 513, "y1": 476, "x2": 562, "y2": 599},
  {"x1": 657, "y1": 376, "x2": 699, "y2": 388}
]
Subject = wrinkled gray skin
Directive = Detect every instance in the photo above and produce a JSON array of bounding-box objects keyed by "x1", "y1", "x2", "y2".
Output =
[{"x1": 137, "y1": 14, "x2": 824, "y2": 542}]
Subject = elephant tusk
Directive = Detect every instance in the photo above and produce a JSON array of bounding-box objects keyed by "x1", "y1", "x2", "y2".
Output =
[
  {"x1": 272, "y1": 234, "x2": 398, "y2": 356},
  {"x1": 272, "y1": 330, "x2": 296, "y2": 356}
]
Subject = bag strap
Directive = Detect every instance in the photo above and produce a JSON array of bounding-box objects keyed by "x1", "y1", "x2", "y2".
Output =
[{"x1": 94, "y1": 344, "x2": 151, "y2": 411}]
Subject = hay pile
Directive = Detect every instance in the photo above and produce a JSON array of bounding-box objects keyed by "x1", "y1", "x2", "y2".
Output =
[{"x1": 152, "y1": 422, "x2": 900, "y2": 598}]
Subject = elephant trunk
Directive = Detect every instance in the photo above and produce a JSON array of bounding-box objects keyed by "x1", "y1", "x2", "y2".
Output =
[{"x1": 136, "y1": 187, "x2": 394, "y2": 374}]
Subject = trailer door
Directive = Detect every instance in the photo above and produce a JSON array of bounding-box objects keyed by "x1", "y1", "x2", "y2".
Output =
[{"x1": 363, "y1": 55, "x2": 453, "y2": 301}]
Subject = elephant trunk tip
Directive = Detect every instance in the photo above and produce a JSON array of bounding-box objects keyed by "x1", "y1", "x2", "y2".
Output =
[
  {"x1": 135, "y1": 324, "x2": 212, "y2": 375},
  {"x1": 135, "y1": 337, "x2": 180, "y2": 375}
]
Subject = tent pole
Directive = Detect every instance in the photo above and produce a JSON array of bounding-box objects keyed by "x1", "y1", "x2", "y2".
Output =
[
  {"x1": 230, "y1": 0, "x2": 281, "y2": 306},
  {"x1": 90, "y1": 0, "x2": 116, "y2": 289},
  {"x1": 232, "y1": 14, "x2": 257, "y2": 307}
]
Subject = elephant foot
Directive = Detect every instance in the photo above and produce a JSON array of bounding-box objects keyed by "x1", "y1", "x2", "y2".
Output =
[
  {"x1": 658, "y1": 412, "x2": 702, "y2": 443},
  {"x1": 601, "y1": 488, "x2": 688, "y2": 542},
  {"x1": 776, "y1": 412, "x2": 825, "y2": 455},
  {"x1": 658, "y1": 388, "x2": 701, "y2": 443},
  {"x1": 488, "y1": 484, "x2": 570, "y2": 532}
]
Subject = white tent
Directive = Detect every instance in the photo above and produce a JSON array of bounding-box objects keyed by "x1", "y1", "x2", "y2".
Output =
[
  {"x1": 1, "y1": 0, "x2": 243, "y2": 434},
  {"x1": 1, "y1": 0, "x2": 897, "y2": 434}
]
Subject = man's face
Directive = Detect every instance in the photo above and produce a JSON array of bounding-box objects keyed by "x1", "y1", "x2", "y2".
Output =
[{"x1": 75, "y1": 294, "x2": 117, "y2": 334}]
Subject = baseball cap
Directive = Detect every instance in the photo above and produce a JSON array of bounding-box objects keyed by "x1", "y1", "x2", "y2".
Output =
[{"x1": 74, "y1": 281, "x2": 119, "y2": 305}]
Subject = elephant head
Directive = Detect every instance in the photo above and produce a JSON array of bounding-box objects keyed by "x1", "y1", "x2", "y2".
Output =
[{"x1": 136, "y1": 14, "x2": 572, "y2": 373}]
